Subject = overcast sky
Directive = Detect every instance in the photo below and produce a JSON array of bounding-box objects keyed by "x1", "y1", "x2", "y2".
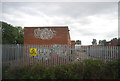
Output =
[{"x1": 1, "y1": 2, "x2": 118, "y2": 45}]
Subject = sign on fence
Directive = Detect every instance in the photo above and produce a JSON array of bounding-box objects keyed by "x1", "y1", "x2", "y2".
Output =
[
  {"x1": 2, "y1": 45, "x2": 119, "y2": 67},
  {"x1": 30, "y1": 48, "x2": 37, "y2": 56}
]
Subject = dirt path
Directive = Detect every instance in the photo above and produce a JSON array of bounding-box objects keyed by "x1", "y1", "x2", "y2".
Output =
[{"x1": 74, "y1": 51, "x2": 92, "y2": 62}]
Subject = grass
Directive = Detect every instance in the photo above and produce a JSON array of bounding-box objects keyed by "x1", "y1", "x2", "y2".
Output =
[{"x1": 2, "y1": 59, "x2": 120, "y2": 79}]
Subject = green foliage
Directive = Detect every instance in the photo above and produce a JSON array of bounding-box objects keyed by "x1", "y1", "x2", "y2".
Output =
[
  {"x1": 92, "y1": 39, "x2": 97, "y2": 45},
  {"x1": 98, "y1": 40, "x2": 106, "y2": 45},
  {"x1": 83, "y1": 59, "x2": 105, "y2": 79},
  {"x1": 111, "y1": 38, "x2": 118, "y2": 41},
  {"x1": 2, "y1": 59, "x2": 119, "y2": 79},
  {"x1": 103, "y1": 60, "x2": 119, "y2": 79},
  {"x1": 1, "y1": 21, "x2": 24, "y2": 44},
  {"x1": 75, "y1": 40, "x2": 81, "y2": 45}
]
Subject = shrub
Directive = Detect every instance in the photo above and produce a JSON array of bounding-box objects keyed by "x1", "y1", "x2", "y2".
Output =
[{"x1": 2, "y1": 59, "x2": 119, "y2": 79}]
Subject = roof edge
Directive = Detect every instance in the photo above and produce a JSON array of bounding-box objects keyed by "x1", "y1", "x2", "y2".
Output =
[{"x1": 24, "y1": 26, "x2": 68, "y2": 28}]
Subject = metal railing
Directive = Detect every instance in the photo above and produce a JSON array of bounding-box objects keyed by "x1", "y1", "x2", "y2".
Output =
[{"x1": 2, "y1": 44, "x2": 119, "y2": 67}]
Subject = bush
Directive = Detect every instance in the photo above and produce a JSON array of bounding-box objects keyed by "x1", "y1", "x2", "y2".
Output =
[
  {"x1": 103, "y1": 60, "x2": 119, "y2": 79},
  {"x1": 83, "y1": 59, "x2": 105, "y2": 79},
  {"x1": 2, "y1": 59, "x2": 119, "y2": 79}
]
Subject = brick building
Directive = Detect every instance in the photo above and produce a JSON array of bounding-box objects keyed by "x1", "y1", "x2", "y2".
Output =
[
  {"x1": 24, "y1": 26, "x2": 75, "y2": 45},
  {"x1": 23, "y1": 26, "x2": 76, "y2": 65},
  {"x1": 104, "y1": 40, "x2": 118, "y2": 46}
]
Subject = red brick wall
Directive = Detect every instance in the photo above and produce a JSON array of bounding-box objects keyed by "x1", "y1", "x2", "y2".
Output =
[
  {"x1": 111, "y1": 40, "x2": 118, "y2": 46},
  {"x1": 71, "y1": 41, "x2": 75, "y2": 46},
  {"x1": 104, "y1": 40, "x2": 118, "y2": 46},
  {"x1": 24, "y1": 27, "x2": 71, "y2": 45}
]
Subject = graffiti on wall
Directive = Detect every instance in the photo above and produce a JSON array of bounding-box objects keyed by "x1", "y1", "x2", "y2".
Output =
[
  {"x1": 28, "y1": 45, "x2": 75, "y2": 61},
  {"x1": 34, "y1": 28, "x2": 56, "y2": 40}
]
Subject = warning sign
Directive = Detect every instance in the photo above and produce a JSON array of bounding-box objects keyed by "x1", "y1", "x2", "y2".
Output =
[{"x1": 30, "y1": 48, "x2": 37, "y2": 56}]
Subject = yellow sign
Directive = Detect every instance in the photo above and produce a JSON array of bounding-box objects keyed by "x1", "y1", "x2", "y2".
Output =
[{"x1": 30, "y1": 48, "x2": 37, "y2": 56}]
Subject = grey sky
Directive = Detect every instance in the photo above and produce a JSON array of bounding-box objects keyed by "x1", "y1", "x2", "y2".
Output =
[{"x1": 1, "y1": 2, "x2": 118, "y2": 45}]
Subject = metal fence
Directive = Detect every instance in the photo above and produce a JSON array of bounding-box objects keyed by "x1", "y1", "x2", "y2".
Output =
[{"x1": 2, "y1": 44, "x2": 119, "y2": 68}]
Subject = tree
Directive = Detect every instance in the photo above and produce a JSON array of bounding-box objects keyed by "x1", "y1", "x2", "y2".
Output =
[
  {"x1": 75, "y1": 40, "x2": 81, "y2": 45},
  {"x1": 15, "y1": 26, "x2": 24, "y2": 44},
  {"x1": 0, "y1": 22, "x2": 1, "y2": 44},
  {"x1": 92, "y1": 39, "x2": 97, "y2": 45},
  {"x1": 98, "y1": 39, "x2": 106, "y2": 45},
  {"x1": 98, "y1": 40, "x2": 101, "y2": 45},
  {"x1": 111, "y1": 38, "x2": 117, "y2": 42},
  {"x1": 1, "y1": 21, "x2": 24, "y2": 44}
]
